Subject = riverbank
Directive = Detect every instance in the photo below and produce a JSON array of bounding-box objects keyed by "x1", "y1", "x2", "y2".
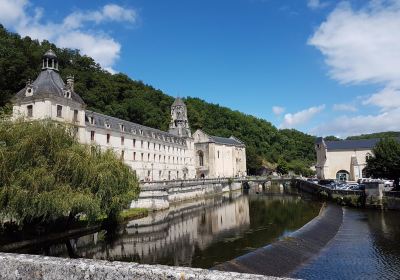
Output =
[{"x1": 214, "y1": 203, "x2": 343, "y2": 277}]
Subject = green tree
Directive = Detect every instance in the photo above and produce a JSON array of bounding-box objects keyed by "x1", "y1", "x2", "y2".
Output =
[
  {"x1": 0, "y1": 117, "x2": 140, "y2": 226},
  {"x1": 365, "y1": 138, "x2": 400, "y2": 189},
  {"x1": 276, "y1": 159, "x2": 289, "y2": 175}
]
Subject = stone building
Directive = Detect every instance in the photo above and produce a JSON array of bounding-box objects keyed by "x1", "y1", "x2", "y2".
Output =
[
  {"x1": 315, "y1": 137, "x2": 378, "y2": 181},
  {"x1": 193, "y1": 130, "x2": 246, "y2": 178},
  {"x1": 11, "y1": 50, "x2": 246, "y2": 181}
]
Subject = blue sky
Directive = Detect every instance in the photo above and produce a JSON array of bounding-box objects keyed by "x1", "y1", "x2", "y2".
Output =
[{"x1": 1, "y1": 0, "x2": 400, "y2": 137}]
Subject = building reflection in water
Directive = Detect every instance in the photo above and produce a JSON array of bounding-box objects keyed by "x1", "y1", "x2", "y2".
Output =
[{"x1": 35, "y1": 186, "x2": 320, "y2": 269}]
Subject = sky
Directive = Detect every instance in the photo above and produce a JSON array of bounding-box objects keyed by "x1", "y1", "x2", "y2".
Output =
[{"x1": 1, "y1": 0, "x2": 400, "y2": 138}]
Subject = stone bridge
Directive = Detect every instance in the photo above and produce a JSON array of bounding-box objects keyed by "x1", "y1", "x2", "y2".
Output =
[{"x1": 131, "y1": 177, "x2": 291, "y2": 210}]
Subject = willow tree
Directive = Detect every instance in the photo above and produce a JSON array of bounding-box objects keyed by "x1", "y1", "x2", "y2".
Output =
[{"x1": 0, "y1": 117, "x2": 140, "y2": 226}]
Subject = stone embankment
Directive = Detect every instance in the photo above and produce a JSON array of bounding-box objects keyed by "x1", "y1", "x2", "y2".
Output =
[
  {"x1": 294, "y1": 179, "x2": 400, "y2": 210},
  {"x1": 214, "y1": 203, "x2": 343, "y2": 277},
  {"x1": 0, "y1": 253, "x2": 294, "y2": 280},
  {"x1": 131, "y1": 178, "x2": 242, "y2": 210}
]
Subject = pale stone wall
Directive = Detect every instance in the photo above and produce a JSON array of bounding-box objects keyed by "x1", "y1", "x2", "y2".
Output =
[
  {"x1": 0, "y1": 253, "x2": 294, "y2": 280},
  {"x1": 193, "y1": 130, "x2": 247, "y2": 179},
  {"x1": 322, "y1": 149, "x2": 371, "y2": 180}
]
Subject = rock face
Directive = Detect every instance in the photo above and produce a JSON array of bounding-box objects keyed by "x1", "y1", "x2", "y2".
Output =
[{"x1": 0, "y1": 253, "x2": 292, "y2": 280}]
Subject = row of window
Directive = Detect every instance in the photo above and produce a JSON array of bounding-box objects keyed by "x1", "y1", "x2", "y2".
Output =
[
  {"x1": 88, "y1": 116, "x2": 184, "y2": 145},
  {"x1": 120, "y1": 151, "x2": 189, "y2": 164},
  {"x1": 90, "y1": 131, "x2": 186, "y2": 154},
  {"x1": 26, "y1": 104, "x2": 79, "y2": 122}
]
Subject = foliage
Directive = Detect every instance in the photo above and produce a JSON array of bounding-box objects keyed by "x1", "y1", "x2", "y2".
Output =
[
  {"x1": 0, "y1": 25, "x2": 317, "y2": 174},
  {"x1": 276, "y1": 159, "x2": 289, "y2": 175},
  {"x1": 287, "y1": 160, "x2": 315, "y2": 177},
  {"x1": 365, "y1": 138, "x2": 400, "y2": 189},
  {"x1": 347, "y1": 131, "x2": 400, "y2": 140},
  {"x1": 324, "y1": 135, "x2": 341, "y2": 141},
  {"x1": 0, "y1": 118, "x2": 140, "y2": 225}
]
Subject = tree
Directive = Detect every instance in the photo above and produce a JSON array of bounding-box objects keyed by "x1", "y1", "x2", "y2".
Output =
[
  {"x1": 276, "y1": 159, "x2": 289, "y2": 175},
  {"x1": 0, "y1": 117, "x2": 140, "y2": 226},
  {"x1": 365, "y1": 138, "x2": 400, "y2": 190}
]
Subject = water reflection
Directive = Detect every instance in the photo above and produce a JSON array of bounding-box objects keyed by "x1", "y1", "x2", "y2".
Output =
[{"x1": 18, "y1": 185, "x2": 321, "y2": 269}]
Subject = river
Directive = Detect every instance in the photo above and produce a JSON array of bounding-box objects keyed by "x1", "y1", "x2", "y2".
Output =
[{"x1": 12, "y1": 184, "x2": 321, "y2": 269}]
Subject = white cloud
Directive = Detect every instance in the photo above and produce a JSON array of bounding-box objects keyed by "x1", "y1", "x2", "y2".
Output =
[
  {"x1": 63, "y1": 4, "x2": 137, "y2": 30},
  {"x1": 312, "y1": 108, "x2": 400, "y2": 137},
  {"x1": 272, "y1": 106, "x2": 285, "y2": 116},
  {"x1": 309, "y1": 1, "x2": 400, "y2": 87},
  {"x1": 332, "y1": 103, "x2": 357, "y2": 112},
  {"x1": 307, "y1": 0, "x2": 329, "y2": 10},
  {"x1": 363, "y1": 87, "x2": 400, "y2": 110},
  {"x1": 310, "y1": 1, "x2": 400, "y2": 136},
  {"x1": 281, "y1": 105, "x2": 325, "y2": 128},
  {"x1": 0, "y1": 0, "x2": 28, "y2": 26},
  {"x1": 0, "y1": 0, "x2": 138, "y2": 71}
]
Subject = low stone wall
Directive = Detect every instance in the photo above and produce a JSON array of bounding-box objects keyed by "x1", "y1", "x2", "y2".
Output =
[
  {"x1": 0, "y1": 253, "x2": 293, "y2": 280},
  {"x1": 132, "y1": 180, "x2": 242, "y2": 211},
  {"x1": 295, "y1": 179, "x2": 400, "y2": 210}
]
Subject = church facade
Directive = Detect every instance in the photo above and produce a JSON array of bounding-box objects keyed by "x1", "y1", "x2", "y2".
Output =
[
  {"x1": 315, "y1": 137, "x2": 377, "y2": 182},
  {"x1": 11, "y1": 50, "x2": 246, "y2": 181}
]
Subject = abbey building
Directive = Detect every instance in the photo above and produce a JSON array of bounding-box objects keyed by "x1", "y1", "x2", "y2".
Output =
[{"x1": 11, "y1": 50, "x2": 247, "y2": 181}]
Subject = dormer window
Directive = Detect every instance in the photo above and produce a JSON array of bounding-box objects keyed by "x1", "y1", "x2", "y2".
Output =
[
  {"x1": 90, "y1": 117, "x2": 95, "y2": 125},
  {"x1": 25, "y1": 87, "x2": 33, "y2": 97},
  {"x1": 65, "y1": 90, "x2": 71, "y2": 99},
  {"x1": 120, "y1": 124, "x2": 125, "y2": 132},
  {"x1": 105, "y1": 120, "x2": 110, "y2": 128}
]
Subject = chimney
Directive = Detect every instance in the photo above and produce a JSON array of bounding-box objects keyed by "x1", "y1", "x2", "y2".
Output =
[{"x1": 66, "y1": 75, "x2": 74, "y2": 92}]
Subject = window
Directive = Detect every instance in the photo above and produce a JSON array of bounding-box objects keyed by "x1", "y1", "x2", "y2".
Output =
[
  {"x1": 133, "y1": 139, "x2": 136, "y2": 147},
  {"x1": 73, "y1": 110, "x2": 78, "y2": 122},
  {"x1": 57, "y1": 105, "x2": 62, "y2": 118},
  {"x1": 121, "y1": 136, "x2": 124, "y2": 145},
  {"x1": 218, "y1": 151, "x2": 220, "y2": 159},
  {"x1": 198, "y1": 151, "x2": 204, "y2": 166},
  {"x1": 141, "y1": 153, "x2": 144, "y2": 161},
  {"x1": 141, "y1": 140, "x2": 144, "y2": 148},
  {"x1": 159, "y1": 170, "x2": 162, "y2": 178},
  {"x1": 120, "y1": 124, "x2": 125, "y2": 132},
  {"x1": 90, "y1": 131, "x2": 95, "y2": 141},
  {"x1": 107, "y1": 134, "x2": 110, "y2": 144},
  {"x1": 159, "y1": 155, "x2": 161, "y2": 161},
  {"x1": 133, "y1": 152, "x2": 136, "y2": 161},
  {"x1": 121, "y1": 150, "x2": 125, "y2": 160},
  {"x1": 148, "y1": 142, "x2": 150, "y2": 149},
  {"x1": 147, "y1": 154, "x2": 150, "y2": 161},
  {"x1": 90, "y1": 116, "x2": 94, "y2": 124},
  {"x1": 154, "y1": 154, "x2": 156, "y2": 161},
  {"x1": 27, "y1": 105, "x2": 33, "y2": 117},
  {"x1": 154, "y1": 143, "x2": 156, "y2": 149}
]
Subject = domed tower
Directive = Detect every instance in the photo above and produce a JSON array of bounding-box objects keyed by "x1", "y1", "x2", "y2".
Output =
[
  {"x1": 42, "y1": 49, "x2": 59, "y2": 71},
  {"x1": 12, "y1": 49, "x2": 86, "y2": 139},
  {"x1": 169, "y1": 97, "x2": 191, "y2": 137}
]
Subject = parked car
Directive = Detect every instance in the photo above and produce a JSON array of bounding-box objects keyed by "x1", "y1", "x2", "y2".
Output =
[{"x1": 307, "y1": 178, "x2": 319, "y2": 184}]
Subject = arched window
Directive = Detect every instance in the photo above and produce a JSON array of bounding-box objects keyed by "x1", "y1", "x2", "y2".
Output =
[
  {"x1": 336, "y1": 170, "x2": 350, "y2": 182},
  {"x1": 198, "y1": 151, "x2": 204, "y2": 166}
]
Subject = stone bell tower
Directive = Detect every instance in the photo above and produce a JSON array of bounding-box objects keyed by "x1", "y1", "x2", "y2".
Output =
[{"x1": 169, "y1": 97, "x2": 191, "y2": 137}]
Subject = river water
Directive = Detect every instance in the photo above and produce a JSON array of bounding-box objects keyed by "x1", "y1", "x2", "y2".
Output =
[
  {"x1": 292, "y1": 207, "x2": 400, "y2": 280},
  {"x1": 13, "y1": 184, "x2": 321, "y2": 269}
]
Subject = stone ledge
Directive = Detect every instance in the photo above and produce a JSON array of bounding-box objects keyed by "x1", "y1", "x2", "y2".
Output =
[{"x1": 0, "y1": 253, "x2": 295, "y2": 280}]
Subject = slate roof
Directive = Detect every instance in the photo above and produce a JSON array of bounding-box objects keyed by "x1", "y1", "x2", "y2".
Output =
[
  {"x1": 85, "y1": 110, "x2": 187, "y2": 146},
  {"x1": 14, "y1": 69, "x2": 85, "y2": 105},
  {"x1": 209, "y1": 135, "x2": 245, "y2": 146},
  {"x1": 317, "y1": 137, "x2": 399, "y2": 151}
]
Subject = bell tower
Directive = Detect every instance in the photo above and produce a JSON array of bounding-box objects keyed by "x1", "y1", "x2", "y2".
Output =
[{"x1": 169, "y1": 97, "x2": 191, "y2": 137}]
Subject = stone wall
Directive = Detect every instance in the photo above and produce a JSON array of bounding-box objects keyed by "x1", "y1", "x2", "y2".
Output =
[
  {"x1": 0, "y1": 253, "x2": 291, "y2": 280},
  {"x1": 131, "y1": 180, "x2": 242, "y2": 210}
]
